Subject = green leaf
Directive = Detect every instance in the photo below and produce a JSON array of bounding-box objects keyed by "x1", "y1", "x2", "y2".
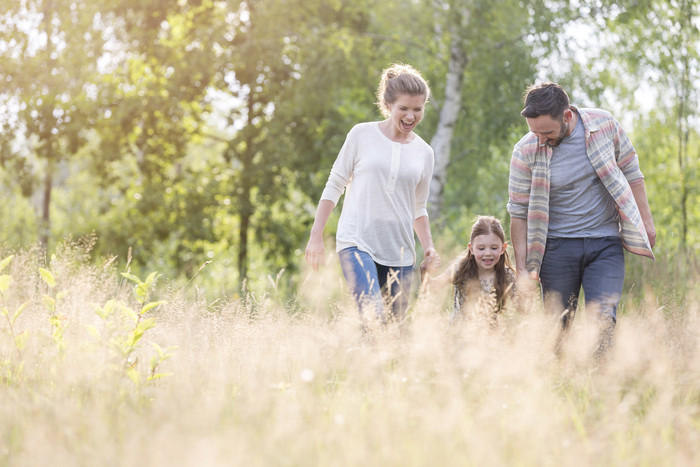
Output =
[
  {"x1": 143, "y1": 271, "x2": 160, "y2": 288},
  {"x1": 151, "y1": 342, "x2": 165, "y2": 357},
  {"x1": 49, "y1": 315, "x2": 64, "y2": 329},
  {"x1": 94, "y1": 299, "x2": 124, "y2": 319},
  {"x1": 120, "y1": 272, "x2": 143, "y2": 285},
  {"x1": 11, "y1": 300, "x2": 30, "y2": 325},
  {"x1": 122, "y1": 306, "x2": 139, "y2": 324},
  {"x1": 147, "y1": 372, "x2": 172, "y2": 382},
  {"x1": 134, "y1": 283, "x2": 149, "y2": 303},
  {"x1": 39, "y1": 268, "x2": 56, "y2": 288},
  {"x1": 42, "y1": 295, "x2": 56, "y2": 313},
  {"x1": 0, "y1": 255, "x2": 13, "y2": 273},
  {"x1": 93, "y1": 304, "x2": 107, "y2": 319},
  {"x1": 0, "y1": 275, "x2": 11, "y2": 292},
  {"x1": 149, "y1": 353, "x2": 161, "y2": 369},
  {"x1": 140, "y1": 300, "x2": 165, "y2": 315},
  {"x1": 127, "y1": 366, "x2": 140, "y2": 385},
  {"x1": 136, "y1": 317, "x2": 157, "y2": 334},
  {"x1": 104, "y1": 299, "x2": 123, "y2": 317},
  {"x1": 14, "y1": 330, "x2": 29, "y2": 350},
  {"x1": 149, "y1": 342, "x2": 175, "y2": 368}
]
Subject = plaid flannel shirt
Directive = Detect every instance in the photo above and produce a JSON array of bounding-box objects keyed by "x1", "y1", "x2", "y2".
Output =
[{"x1": 507, "y1": 106, "x2": 654, "y2": 275}]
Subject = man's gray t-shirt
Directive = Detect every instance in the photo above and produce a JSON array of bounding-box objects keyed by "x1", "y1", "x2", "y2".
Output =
[{"x1": 547, "y1": 113, "x2": 620, "y2": 238}]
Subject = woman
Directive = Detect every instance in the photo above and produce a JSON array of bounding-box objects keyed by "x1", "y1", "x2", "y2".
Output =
[{"x1": 305, "y1": 63, "x2": 440, "y2": 324}]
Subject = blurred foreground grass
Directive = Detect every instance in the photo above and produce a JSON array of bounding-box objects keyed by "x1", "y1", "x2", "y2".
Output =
[{"x1": 1, "y1": 245, "x2": 699, "y2": 467}]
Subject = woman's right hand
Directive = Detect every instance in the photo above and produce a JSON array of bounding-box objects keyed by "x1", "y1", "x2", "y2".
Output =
[{"x1": 305, "y1": 234, "x2": 325, "y2": 272}]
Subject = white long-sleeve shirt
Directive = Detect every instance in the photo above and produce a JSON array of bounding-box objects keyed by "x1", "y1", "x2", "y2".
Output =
[{"x1": 321, "y1": 122, "x2": 434, "y2": 267}]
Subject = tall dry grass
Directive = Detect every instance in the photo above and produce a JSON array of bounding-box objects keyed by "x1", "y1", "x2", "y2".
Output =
[{"x1": 1, "y1": 246, "x2": 699, "y2": 466}]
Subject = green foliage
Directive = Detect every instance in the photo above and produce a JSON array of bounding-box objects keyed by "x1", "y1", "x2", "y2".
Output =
[
  {"x1": 0, "y1": 245, "x2": 173, "y2": 388},
  {"x1": 631, "y1": 113, "x2": 699, "y2": 250},
  {"x1": 0, "y1": 0, "x2": 697, "y2": 302},
  {"x1": 208, "y1": 0, "x2": 387, "y2": 287},
  {"x1": 0, "y1": 255, "x2": 31, "y2": 358},
  {"x1": 148, "y1": 342, "x2": 176, "y2": 382},
  {"x1": 583, "y1": 0, "x2": 700, "y2": 279},
  {"x1": 0, "y1": 0, "x2": 108, "y2": 246},
  {"x1": 38, "y1": 267, "x2": 55, "y2": 289},
  {"x1": 90, "y1": 270, "x2": 169, "y2": 385}
]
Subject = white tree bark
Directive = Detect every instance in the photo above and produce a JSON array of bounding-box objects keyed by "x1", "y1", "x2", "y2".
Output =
[{"x1": 428, "y1": 34, "x2": 468, "y2": 220}]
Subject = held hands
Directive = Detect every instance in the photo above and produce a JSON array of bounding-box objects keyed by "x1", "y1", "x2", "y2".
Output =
[
  {"x1": 307, "y1": 239, "x2": 443, "y2": 276},
  {"x1": 304, "y1": 234, "x2": 325, "y2": 272},
  {"x1": 419, "y1": 247, "x2": 441, "y2": 278},
  {"x1": 514, "y1": 267, "x2": 540, "y2": 315},
  {"x1": 516, "y1": 267, "x2": 539, "y2": 293},
  {"x1": 516, "y1": 268, "x2": 539, "y2": 282}
]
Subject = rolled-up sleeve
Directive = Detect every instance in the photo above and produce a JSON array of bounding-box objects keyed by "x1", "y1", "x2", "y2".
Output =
[
  {"x1": 612, "y1": 118, "x2": 644, "y2": 184},
  {"x1": 507, "y1": 146, "x2": 532, "y2": 219}
]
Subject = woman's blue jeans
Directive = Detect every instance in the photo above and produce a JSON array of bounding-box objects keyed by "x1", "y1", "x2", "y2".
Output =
[{"x1": 338, "y1": 247, "x2": 413, "y2": 323}]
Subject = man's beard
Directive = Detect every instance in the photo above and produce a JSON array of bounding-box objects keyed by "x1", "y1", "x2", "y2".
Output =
[{"x1": 545, "y1": 120, "x2": 568, "y2": 148}]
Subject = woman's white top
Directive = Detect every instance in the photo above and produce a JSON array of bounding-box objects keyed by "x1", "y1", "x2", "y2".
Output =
[{"x1": 320, "y1": 122, "x2": 434, "y2": 267}]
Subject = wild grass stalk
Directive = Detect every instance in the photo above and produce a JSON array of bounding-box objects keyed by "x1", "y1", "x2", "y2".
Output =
[{"x1": 0, "y1": 245, "x2": 698, "y2": 466}]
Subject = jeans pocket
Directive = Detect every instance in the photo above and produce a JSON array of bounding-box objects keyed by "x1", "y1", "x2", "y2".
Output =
[{"x1": 545, "y1": 237, "x2": 562, "y2": 251}]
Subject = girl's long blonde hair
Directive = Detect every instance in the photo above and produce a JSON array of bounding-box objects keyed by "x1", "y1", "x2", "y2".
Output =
[{"x1": 452, "y1": 216, "x2": 514, "y2": 311}]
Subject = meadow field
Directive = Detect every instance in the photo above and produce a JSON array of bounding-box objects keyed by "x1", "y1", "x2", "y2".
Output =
[{"x1": 1, "y1": 244, "x2": 699, "y2": 467}]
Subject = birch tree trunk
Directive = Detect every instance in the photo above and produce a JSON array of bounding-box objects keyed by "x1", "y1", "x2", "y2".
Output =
[{"x1": 428, "y1": 34, "x2": 468, "y2": 221}]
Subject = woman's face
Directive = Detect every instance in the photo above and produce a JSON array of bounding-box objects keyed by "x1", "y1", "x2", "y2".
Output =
[{"x1": 387, "y1": 93, "x2": 426, "y2": 136}]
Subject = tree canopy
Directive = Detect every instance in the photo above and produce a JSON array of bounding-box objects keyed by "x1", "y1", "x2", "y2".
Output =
[{"x1": 0, "y1": 0, "x2": 697, "y2": 296}]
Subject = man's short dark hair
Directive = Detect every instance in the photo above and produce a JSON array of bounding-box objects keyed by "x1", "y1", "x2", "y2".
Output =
[{"x1": 520, "y1": 82, "x2": 570, "y2": 119}]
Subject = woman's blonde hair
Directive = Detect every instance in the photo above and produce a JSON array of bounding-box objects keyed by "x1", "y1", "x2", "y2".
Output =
[{"x1": 376, "y1": 63, "x2": 430, "y2": 118}]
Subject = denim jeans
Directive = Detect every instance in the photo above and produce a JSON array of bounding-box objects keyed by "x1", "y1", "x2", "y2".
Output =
[
  {"x1": 539, "y1": 236, "x2": 624, "y2": 335},
  {"x1": 338, "y1": 247, "x2": 413, "y2": 323}
]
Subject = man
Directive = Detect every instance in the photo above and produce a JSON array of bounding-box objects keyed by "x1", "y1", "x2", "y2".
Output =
[{"x1": 507, "y1": 82, "x2": 656, "y2": 356}]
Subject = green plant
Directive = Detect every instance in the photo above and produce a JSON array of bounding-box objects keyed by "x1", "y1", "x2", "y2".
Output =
[
  {"x1": 91, "y1": 271, "x2": 171, "y2": 384},
  {"x1": 0, "y1": 255, "x2": 30, "y2": 386},
  {"x1": 39, "y1": 266, "x2": 68, "y2": 352}
]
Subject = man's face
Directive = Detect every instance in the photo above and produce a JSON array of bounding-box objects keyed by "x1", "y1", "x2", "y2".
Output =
[{"x1": 526, "y1": 110, "x2": 573, "y2": 148}]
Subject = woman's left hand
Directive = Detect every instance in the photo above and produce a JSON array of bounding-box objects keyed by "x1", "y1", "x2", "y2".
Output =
[{"x1": 420, "y1": 247, "x2": 441, "y2": 275}]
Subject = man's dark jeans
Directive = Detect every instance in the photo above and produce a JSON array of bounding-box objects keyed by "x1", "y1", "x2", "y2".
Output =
[{"x1": 539, "y1": 236, "x2": 624, "y2": 356}]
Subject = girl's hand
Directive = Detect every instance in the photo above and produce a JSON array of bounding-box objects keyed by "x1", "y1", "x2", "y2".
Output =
[
  {"x1": 305, "y1": 235, "x2": 325, "y2": 272},
  {"x1": 515, "y1": 268, "x2": 540, "y2": 296}
]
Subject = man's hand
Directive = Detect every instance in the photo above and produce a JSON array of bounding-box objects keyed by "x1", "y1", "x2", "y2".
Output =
[
  {"x1": 516, "y1": 268, "x2": 539, "y2": 293},
  {"x1": 645, "y1": 220, "x2": 656, "y2": 248},
  {"x1": 630, "y1": 180, "x2": 656, "y2": 249}
]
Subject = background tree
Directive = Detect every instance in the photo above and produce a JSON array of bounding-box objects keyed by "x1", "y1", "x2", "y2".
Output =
[
  {"x1": 556, "y1": 0, "x2": 700, "y2": 253},
  {"x1": 0, "y1": 0, "x2": 105, "y2": 249},
  {"x1": 602, "y1": 0, "x2": 699, "y2": 251},
  {"x1": 211, "y1": 0, "x2": 392, "y2": 288},
  {"x1": 418, "y1": 0, "x2": 579, "y2": 227},
  {"x1": 0, "y1": 0, "x2": 697, "y2": 299},
  {"x1": 88, "y1": 0, "x2": 224, "y2": 275}
]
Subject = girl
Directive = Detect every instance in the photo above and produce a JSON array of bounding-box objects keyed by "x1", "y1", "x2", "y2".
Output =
[
  {"x1": 429, "y1": 216, "x2": 516, "y2": 324},
  {"x1": 305, "y1": 63, "x2": 440, "y2": 325}
]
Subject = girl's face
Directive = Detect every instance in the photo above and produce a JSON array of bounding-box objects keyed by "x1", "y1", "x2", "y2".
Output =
[
  {"x1": 469, "y1": 232, "x2": 507, "y2": 274},
  {"x1": 387, "y1": 93, "x2": 426, "y2": 138}
]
